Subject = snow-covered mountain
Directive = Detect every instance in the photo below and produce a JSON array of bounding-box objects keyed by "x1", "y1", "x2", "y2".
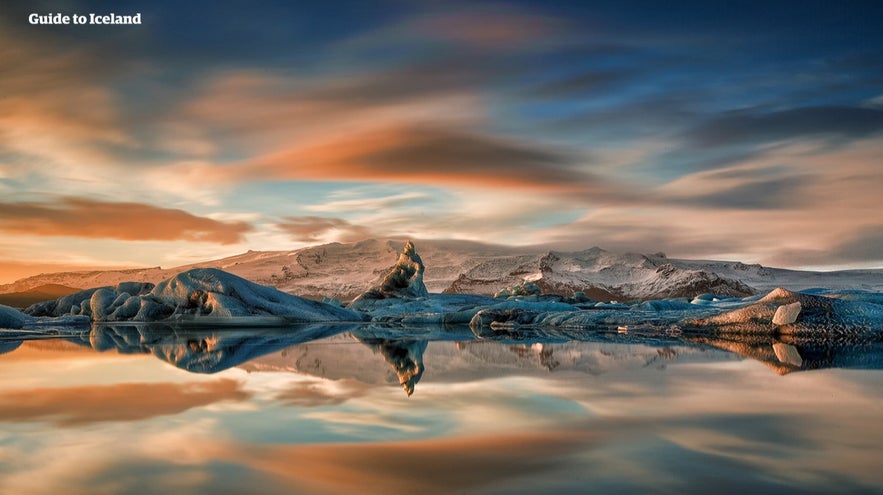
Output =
[{"x1": 2, "y1": 239, "x2": 881, "y2": 302}]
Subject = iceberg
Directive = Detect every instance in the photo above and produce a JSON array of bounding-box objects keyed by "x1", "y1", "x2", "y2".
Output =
[
  {"x1": 348, "y1": 240, "x2": 429, "y2": 312},
  {"x1": 348, "y1": 241, "x2": 491, "y2": 320},
  {"x1": 9, "y1": 242, "x2": 881, "y2": 341},
  {"x1": 25, "y1": 268, "x2": 362, "y2": 324},
  {"x1": 0, "y1": 304, "x2": 30, "y2": 329},
  {"x1": 682, "y1": 288, "x2": 883, "y2": 335}
]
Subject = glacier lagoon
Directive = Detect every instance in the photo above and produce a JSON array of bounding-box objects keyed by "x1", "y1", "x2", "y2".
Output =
[{"x1": 1, "y1": 323, "x2": 882, "y2": 495}]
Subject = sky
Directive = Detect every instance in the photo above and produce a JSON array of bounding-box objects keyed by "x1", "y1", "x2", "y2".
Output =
[{"x1": 1, "y1": 0, "x2": 882, "y2": 283}]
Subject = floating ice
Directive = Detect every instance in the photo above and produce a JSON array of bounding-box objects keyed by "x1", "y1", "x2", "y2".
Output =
[
  {"x1": 683, "y1": 288, "x2": 882, "y2": 335},
  {"x1": 0, "y1": 304, "x2": 30, "y2": 329},
  {"x1": 773, "y1": 302, "x2": 802, "y2": 325},
  {"x1": 25, "y1": 268, "x2": 362, "y2": 324}
]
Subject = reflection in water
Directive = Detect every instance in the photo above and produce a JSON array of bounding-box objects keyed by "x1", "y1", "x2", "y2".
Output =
[
  {"x1": 0, "y1": 340, "x2": 22, "y2": 355},
  {"x1": 66, "y1": 324, "x2": 357, "y2": 373},
  {"x1": 2, "y1": 323, "x2": 881, "y2": 387},
  {"x1": 1, "y1": 324, "x2": 883, "y2": 494},
  {"x1": 497, "y1": 343, "x2": 562, "y2": 371},
  {"x1": 353, "y1": 336, "x2": 427, "y2": 396},
  {"x1": 684, "y1": 333, "x2": 883, "y2": 375}
]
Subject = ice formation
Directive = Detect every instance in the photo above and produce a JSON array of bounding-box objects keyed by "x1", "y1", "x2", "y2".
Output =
[
  {"x1": 6, "y1": 242, "x2": 881, "y2": 339},
  {"x1": 682, "y1": 288, "x2": 883, "y2": 335},
  {"x1": 0, "y1": 304, "x2": 30, "y2": 329},
  {"x1": 349, "y1": 240, "x2": 429, "y2": 312},
  {"x1": 25, "y1": 268, "x2": 362, "y2": 324}
]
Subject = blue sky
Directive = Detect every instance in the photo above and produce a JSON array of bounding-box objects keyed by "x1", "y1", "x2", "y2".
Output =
[{"x1": 1, "y1": 0, "x2": 882, "y2": 282}]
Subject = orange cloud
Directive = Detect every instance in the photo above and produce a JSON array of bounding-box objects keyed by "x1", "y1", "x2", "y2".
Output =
[
  {"x1": 0, "y1": 379, "x2": 250, "y2": 425},
  {"x1": 236, "y1": 124, "x2": 625, "y2": 198},
  {"x1": 0, "y1": 19, "x2": 135, "y2": 177},
  {"x1": 0, "y1": 197, "x2": 252, "y2": 244}
]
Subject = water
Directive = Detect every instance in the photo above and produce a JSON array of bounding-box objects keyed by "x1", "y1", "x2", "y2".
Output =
[{"x1": 1, "y1": 324, "x2": 882, "y2": 495}]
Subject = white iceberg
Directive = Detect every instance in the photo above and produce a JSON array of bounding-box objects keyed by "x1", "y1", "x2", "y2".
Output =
[{"x1": 26, "y1": 268, "x2": 362, "y2": 324}]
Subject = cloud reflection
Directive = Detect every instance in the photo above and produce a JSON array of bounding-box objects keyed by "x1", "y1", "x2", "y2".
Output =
[
  {"x1": 1, "y1": 335, "x2": 882, "y2": 494},
  {"x1": 0, "y1": 379, "x2": 250, "y2": 425}
]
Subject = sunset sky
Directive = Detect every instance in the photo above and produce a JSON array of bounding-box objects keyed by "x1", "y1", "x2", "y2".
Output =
[{"x1": 1, "y1": 0, "x2": 882, "y2": 283}]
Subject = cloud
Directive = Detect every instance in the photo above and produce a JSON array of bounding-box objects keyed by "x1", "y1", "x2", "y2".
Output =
[
  {"x1": 527, "y1": 69, "x2": 634, "y2": 99},
  {"x1": 407, "y1": 8, "x2": 567, "y2": 48},
  {"x1": 675, "y1": 176, "x2": 810, "y2": 210},
  {"x1": 167, "y1": 68, "x2": 491, "y2": 170},
  {"x1": 0, "y1": 197, "x2": 252, "y2": 244},
  {"x1": 688, "y1": 106, "x2": 883, "y2": 148},
  {"x1": 238, "y1": 124, "x2": 626, "y2": 199},
  {"x1": 305, "y1": 192, "x2": 429, "y2": 213},
  {"x1": 535, "y1": 138, "x2": 883, "y2": 267},
  {"x1": 0, "y1": 13, "x2": 140, "y2": 177},
  {"x1": 544, "y1": 93, "x2": 700, "y2": 141},
  {"x1": 276, "y1": 216, "x2": 373, "y2": 243},
  {"x1": 836, "y1": 228, "x2": 883, "y2": 264},
  {"x1": 0, "y1": 379, "x2": 250, "y2": 425},
  {"x1": 304, "y1": 55, "x2": 504, "y2": 106}
]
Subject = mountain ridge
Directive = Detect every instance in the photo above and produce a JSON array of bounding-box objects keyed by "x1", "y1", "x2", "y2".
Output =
[{"x1": 1, "y1": 239, "x2": 881, "y2": 302}]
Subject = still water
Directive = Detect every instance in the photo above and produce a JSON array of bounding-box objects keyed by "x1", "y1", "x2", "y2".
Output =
[{"x1": 0, "y1": 324, "x2": 881, "y2": 495}]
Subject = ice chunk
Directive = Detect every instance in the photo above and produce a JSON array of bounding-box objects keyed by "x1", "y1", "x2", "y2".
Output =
[
  {"x1": 682, "y1": 287, "x2": 882, "y2": 335},
  {"x1": 494, "y1": 281, "x2": 542, "y2": 298},
  {"x1": 24, "y1": 268, "x2": 362, "y2": 324},
  {"x1": 0, "y1": 304, "x2": 30, "y2": 329},
  {"x1": 772, "y1": 302, "x2": 801, "y2": 325},
  {"x1": 349, "y1": 241, "x2": 429, "y2": 312}
]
